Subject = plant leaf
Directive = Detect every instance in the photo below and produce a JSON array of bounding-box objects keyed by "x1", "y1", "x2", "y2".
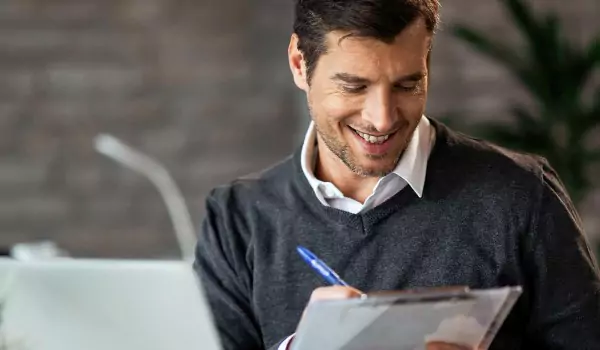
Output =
[
  {"x1": 477, "y1": 122, "x2": 548, "y2": 152},
  {"x1": 587, "y1": 35, "x2": 600, "y2": 64},
  {"x1": 510, "y1": 106, "x2": 557, "y2": 146},
  {"x1": 451, "y1": 26, "x2": 550, "y2": 102},
  {"x1": 451, "y1": 26, "x2": 522, "y2": 69},
  {"x1": 434, "y1": 113, "x2": 470, "y2": 131},
  {"x1": 478, "y1": 124, "x2": 524, "y2": 147},
  {"x1": 499, "y1": 0, "x2": 573, "y2": 106},
  {"x1": 584, "y1": 88, "x2": 600, "y2": 127},
  {"x1": 503, "y1": 0, "x2": 540, "y2": 44},
  {"x1": 512, "y1": 106, "x2": 543, "y2": 130},
  {"x1": 539, "y1": 15, "x2": 566, "y2": 99},
  {"x1": 565, "y1": 35, "x2": 600, "y2": 101},
  {"x1": 502, "y1": 0, "x2": 559, "y2": 67}
]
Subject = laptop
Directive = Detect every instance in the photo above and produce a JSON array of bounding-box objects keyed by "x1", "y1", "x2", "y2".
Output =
[{"x1": 0, "y1": 258, "x2": 222, "y2": 350}]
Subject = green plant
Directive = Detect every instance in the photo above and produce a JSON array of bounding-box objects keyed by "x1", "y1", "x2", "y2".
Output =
[{"x1": 447, "y1": 0, "x2": 600, "y2": 206}]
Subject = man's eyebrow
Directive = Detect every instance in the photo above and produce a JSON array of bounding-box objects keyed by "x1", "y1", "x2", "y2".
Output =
[
  {"x1": 394, "y1": 72, "x2": 427, "y2": 83},
  {"x1": 330, "y1": 73, "x2": 370, "y2": 84},
  {"x1": 330, "y1": 71, "x2": 427, "y2": 84}
]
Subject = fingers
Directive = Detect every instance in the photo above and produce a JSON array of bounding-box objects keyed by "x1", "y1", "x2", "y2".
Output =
[
  {"x1": 299, "y1": 286, "x2": 364, "y2": 322},
  {"x1": 308, "y1": 286, "x2": 363, "y2": 303},
  {"x1": 426, "y1": 341, "x2": 473, "y2": 350}
]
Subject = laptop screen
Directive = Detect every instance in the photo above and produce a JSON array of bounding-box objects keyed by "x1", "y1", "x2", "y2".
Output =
[{"x1": 0, "y1": 258, "x2": 222, "y2": 350}]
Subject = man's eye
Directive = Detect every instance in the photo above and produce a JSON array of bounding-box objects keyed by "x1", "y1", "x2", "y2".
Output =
[
  {"x1": 394, "y1": 81, "x2": 419, "y2": 92},
  {"x1": 341, "y1": 85, "x2": 366, "y2": 93}
]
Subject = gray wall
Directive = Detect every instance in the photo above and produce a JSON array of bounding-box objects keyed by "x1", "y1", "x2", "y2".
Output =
[{"x1": 0, "y1": 0, "x2": 598, "y2": 258}]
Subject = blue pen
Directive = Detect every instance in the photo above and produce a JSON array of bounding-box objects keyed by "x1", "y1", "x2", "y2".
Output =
[{"x1": 296, "y1": 246, "x2": 350, "y2": 286}]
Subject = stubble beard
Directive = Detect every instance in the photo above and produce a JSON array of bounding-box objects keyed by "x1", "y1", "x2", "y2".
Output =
[{"x1": 313, "y1": 122, "x2": 406, "y2": 178}]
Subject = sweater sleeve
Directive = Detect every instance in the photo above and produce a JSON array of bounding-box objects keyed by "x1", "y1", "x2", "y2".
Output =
[
  {"x1": 194, "y1": 189, "x2": 265, "y2": 350},
  {"x1": 522, "y1": 164, "x2": 600, "y2": 349}
]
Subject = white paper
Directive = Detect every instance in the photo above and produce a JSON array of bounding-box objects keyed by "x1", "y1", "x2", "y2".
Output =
[{"x1": 292, "y1": 286, "x2": 522, "y2": 350}]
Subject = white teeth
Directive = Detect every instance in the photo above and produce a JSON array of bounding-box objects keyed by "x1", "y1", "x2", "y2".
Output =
[{"x1": 356, "y1": 130, "x2": 391, "y2": 144}]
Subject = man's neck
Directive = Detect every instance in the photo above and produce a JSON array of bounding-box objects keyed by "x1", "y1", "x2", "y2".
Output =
[{"x1": 314, "y1": 141, "x2": 380, "y2": 204}]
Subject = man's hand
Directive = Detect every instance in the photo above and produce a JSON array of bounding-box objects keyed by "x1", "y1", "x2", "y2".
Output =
[
  {"x1": 281, "y1": 286, "x2": 362, "y2": 349},
  {"x1": 426, "y1": 341, "x2": 472, "y2": 350},
  {"x1": 308, "y1": 285, "x2": 363, "y2": 303},
  {"x1": 300, "y1": 285, "x2": 363, "y2": 320}
]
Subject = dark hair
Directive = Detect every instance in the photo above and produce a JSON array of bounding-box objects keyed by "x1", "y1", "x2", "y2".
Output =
[{"x1": 293, "y1": 0, "x2": 440, "y2": 84}]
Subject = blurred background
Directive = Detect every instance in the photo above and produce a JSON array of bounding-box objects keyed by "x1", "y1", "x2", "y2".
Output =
[{"x1": 0, "y1": 0, "x2": 598, "y2": 260}]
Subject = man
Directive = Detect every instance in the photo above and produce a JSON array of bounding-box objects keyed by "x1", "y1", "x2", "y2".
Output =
[{"x1": 195, "y1": 1, "x2": 600, "y2": 349}]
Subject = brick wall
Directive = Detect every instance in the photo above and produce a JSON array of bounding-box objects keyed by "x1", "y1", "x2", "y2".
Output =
[
  {"x1": 0, "y1": 1, "x2": 598, "y2": 258},
  {"x1": 0, "y1": 0, "x2": 297, "y2": 258}
]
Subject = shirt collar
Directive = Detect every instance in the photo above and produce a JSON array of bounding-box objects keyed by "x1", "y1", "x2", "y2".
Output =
[{"x1": 300, "y1": 115, "x2": 433, "y2": 198}]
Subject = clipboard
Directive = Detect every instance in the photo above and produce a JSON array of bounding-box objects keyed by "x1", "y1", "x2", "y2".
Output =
[{"x1": 291, "y1": 286, "x2": 522, "y2": 350}]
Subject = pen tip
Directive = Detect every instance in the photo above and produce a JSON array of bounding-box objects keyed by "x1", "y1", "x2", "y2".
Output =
[{"x1": 296, "y1": 246, "x2": 311, "y2": 258}]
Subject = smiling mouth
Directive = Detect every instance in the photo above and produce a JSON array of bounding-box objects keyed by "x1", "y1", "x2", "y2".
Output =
[{"x1": 348, "y1": 126, "x2": 396, "y2": 144}]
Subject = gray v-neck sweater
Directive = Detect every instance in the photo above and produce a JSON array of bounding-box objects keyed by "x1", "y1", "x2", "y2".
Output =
[{"x1": 195, "y1": 119, "x2": 600, "y2": 350}]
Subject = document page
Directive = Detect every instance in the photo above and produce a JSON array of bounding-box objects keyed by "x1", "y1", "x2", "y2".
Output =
[{"x1": 292, "y1": 286, "x2": 522, "y2": 350}]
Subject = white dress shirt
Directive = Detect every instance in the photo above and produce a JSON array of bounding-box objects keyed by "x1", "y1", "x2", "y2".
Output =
[
  {"x1": 278, "y1": 115, "x2": 436, "y2": 349},
  {"x1": 300, "y1": 115, "x2": 435, "y2": 213}
]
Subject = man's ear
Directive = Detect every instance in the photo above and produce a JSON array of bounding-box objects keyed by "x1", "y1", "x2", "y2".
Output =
[{"x1": 288, "y1": 34, "x2": 309, "y2": 91}]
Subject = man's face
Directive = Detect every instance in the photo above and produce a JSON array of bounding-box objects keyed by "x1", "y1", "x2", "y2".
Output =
[{"x1": 290, "y1": 19, "x2": 431, "y2": 177}]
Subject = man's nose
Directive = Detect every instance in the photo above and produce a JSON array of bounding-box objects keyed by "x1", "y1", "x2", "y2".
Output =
[{"x1": 361, "y1": 87, "x2": 397, "y2": 133}]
